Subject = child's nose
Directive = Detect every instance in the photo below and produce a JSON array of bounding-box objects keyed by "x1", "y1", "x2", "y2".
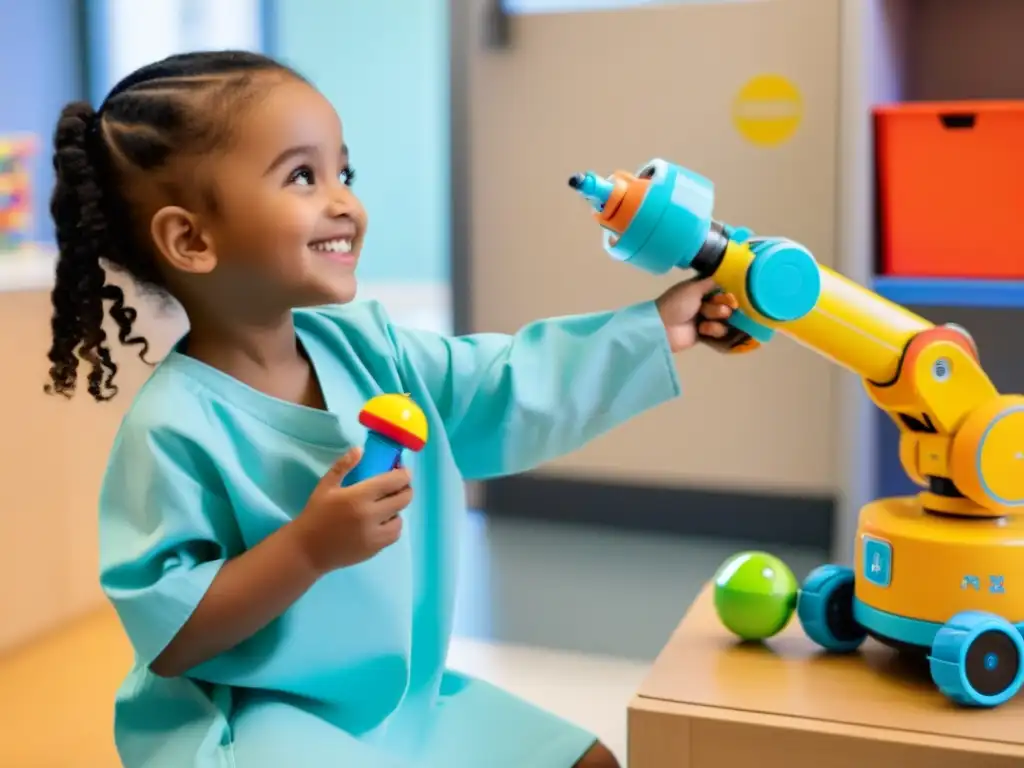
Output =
[{"x1": 326, "y1": 188, "x2": 356, "y2": 217}]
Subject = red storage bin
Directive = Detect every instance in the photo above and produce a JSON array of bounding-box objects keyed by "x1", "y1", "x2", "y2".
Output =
[{"x1": 874, "y1": 100, "x2": 1024, "y2": 279}]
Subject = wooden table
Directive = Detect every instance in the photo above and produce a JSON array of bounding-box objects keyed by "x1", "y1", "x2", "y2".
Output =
[{"x1": 627, "y1": 584, "x2": 1024, "y2": 768}]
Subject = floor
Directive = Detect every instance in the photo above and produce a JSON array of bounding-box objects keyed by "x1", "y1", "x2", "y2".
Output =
[
  {"x1": 454, "y1": 510, "x2": 827, "y2": 660},
  {"x1": 0, "y1": 512, "x2": 826, "y2": 766},
  {"x1": 451, "y1": 511, "x2": 825, "y2": 762}
]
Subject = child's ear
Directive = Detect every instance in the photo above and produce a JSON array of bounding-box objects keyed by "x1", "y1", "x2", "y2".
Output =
[{"x1": 150, "y1": 206, "x2": 217, "y2": 275}]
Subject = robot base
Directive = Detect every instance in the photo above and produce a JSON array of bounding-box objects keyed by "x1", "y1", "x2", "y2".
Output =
[{"x1": 797, "y1": 495, "x2": 1024, "y2": 708}]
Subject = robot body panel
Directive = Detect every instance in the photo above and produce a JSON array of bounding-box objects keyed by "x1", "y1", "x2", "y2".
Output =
[{"x1": 854, "y1": 497, "x2": 1024, "y2": 626}]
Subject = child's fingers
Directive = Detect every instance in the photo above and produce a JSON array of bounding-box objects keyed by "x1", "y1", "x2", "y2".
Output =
[
  {"x1": 699, "y1": 321, "x2": 728, "y2": 339},
  {"x1": 700, "y1": 302, "x2": 732, "y2": 320},
  {"x1": 710, "y1": 292, "x2": 739, "y2": 309},
  {"x1": 688, "y1": 277, "x2": 718, "y2": 297}
]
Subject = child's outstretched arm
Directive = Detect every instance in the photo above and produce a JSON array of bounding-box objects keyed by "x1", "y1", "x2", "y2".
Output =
[{"x1": 388, "y1": 277, "x2": 729, "y2": 479}]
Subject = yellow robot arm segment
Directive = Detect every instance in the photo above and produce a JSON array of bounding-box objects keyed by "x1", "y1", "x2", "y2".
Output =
[
  {"x1": 711, "y1": 239, "x2": 933, "y2": 385},
  {"x1": 567, "y1": 161, "x2": 1024, "y2": 519},
  {"x1": 713, "y1": 237, "x2": 1022, "y2": 518}
]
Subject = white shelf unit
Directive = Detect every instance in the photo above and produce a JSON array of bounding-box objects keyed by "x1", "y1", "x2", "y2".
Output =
[
  {"x1": 834, "y1": 0, "x2": 1024, "y2": 563},
  {"x1": 0, "y1": 245, "x2": 56, "y2": 293}
]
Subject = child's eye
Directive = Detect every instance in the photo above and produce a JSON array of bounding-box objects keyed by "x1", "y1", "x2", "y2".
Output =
[
  {"x1": 288, "y1": 165, "x2": 316, "y2": 187},
  {"x1": 340, "y1": 166, "x2": 356, "y2": 187}
]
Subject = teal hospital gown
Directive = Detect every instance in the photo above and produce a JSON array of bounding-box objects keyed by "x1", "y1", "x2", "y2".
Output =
[{"x1": 99, "y1": 299, "x2": 681, "y2": 767}]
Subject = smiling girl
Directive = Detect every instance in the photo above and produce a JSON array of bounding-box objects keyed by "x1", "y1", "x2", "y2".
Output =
[{"x1": 46, "y1": 50, "x2": 733, "y2": 768}]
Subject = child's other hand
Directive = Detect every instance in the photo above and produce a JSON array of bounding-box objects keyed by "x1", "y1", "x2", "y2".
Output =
[
  {"x1": 291, "y1": 448, "x2": 413, "y2": 575},
  {"x1": 655, "y1": 276, "x2": 736, "y2": 353}
]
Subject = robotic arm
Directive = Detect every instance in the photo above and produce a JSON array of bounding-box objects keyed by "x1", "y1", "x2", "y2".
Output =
[{"x1": 569, "y1": 159, "x2": 1024, "y2": 520}]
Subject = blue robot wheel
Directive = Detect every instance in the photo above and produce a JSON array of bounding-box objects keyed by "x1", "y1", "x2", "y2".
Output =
[
  {"x1": 797, "y1": 564, "x2": 867, "y2": 653},
  {"x1": 929, "y1": 611, "x2": 1024, "y2": 708}
]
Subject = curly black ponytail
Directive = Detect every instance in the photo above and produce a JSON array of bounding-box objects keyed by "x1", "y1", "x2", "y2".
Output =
[
  {"x1": 45, "y1": 50, "x2": 299, "y2": 402},
  {"x1": 47, "y1": 102, "x2": 149, "y2": 401}
]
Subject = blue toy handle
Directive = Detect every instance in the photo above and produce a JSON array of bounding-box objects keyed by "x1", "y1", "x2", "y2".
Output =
[{"x1": 341, "y1": 432, "x2": 405, "y2": 487}]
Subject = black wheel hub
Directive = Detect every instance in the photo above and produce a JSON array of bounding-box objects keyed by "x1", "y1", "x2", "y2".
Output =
[{"x1": 965, "y1": 630, "x2": 1020, "y2": 698}]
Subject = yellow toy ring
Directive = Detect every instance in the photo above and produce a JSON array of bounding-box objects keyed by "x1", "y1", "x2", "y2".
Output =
[{"x1": 359, "y1": 393, "x2": 428, "y2": 451}]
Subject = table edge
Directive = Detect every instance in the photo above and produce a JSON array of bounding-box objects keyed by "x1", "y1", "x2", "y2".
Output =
[{"x1": 628, "y1": 694, "x2": 1024, "y2": 757}]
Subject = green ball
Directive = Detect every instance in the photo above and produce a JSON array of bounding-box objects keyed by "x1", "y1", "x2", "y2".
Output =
[{"x1": 713, "y1": 551, "x2": 798, "y2": 641}]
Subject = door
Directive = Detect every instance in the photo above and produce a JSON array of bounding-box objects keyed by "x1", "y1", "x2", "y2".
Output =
[{"x1": 456, "y1": 0, "x2": 842, "y2": 496}]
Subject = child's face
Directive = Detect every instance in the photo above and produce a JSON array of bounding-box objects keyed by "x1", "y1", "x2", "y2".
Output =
[{"x1": 194, "y1": 75, "x2": 368, "y2": 312}]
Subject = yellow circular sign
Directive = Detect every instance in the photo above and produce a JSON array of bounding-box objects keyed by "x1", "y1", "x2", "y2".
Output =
[{"x1": 732, "y1": 74, "x2": 803, "y2": 147}]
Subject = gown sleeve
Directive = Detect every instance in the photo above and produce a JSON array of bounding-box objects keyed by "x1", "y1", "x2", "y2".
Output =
[
  {"x1": 390, "y1": 299, "x2": 682, "y2": 480},
  {"x1": 98, "y1": 416, "x2": 238, "y2": 669}
]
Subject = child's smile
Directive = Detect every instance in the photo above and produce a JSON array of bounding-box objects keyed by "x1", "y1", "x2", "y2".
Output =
[{"x1": 309, "y1": 234, "x2": 356, "y2": 266}]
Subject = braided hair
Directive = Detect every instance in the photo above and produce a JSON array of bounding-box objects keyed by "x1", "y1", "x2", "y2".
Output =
[{"x1": 46, "y1": 50, "x2": 300, "y2": 401}]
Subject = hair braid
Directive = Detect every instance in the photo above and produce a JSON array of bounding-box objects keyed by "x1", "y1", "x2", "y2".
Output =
[{"x1": 47, "y1": 102, "x2": 142, "y2": 400}]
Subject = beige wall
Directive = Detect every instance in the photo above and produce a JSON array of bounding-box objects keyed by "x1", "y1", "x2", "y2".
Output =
[
  {"x1": 466, "y1": 0, "x2": 841, "y2": 494},
  {"x1": 0, "y1": 282, "x2": 185, "y2": 654}
]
